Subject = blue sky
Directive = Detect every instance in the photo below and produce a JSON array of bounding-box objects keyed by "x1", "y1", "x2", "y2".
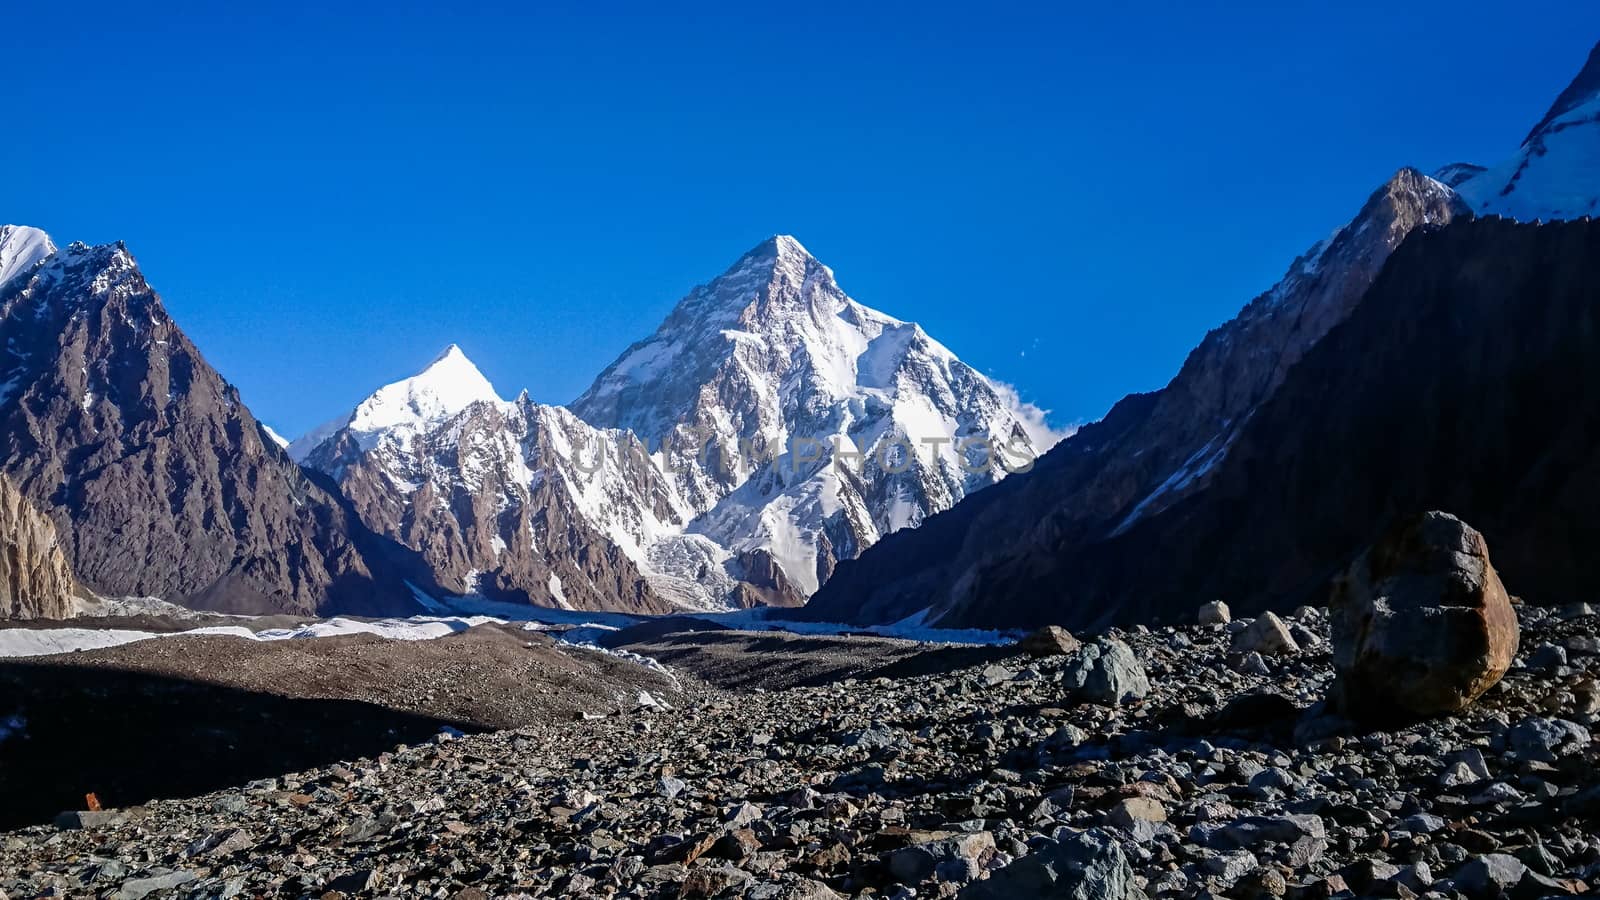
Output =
[{"x1": 4, "y1": 3, "x2": 1597, "y2": 436}]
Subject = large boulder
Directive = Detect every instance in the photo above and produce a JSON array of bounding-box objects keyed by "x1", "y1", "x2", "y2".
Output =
[
  {"x1": 1062, "y1": 638, "x2": 1150, "y2": 705},
  {"x1": 958, "y1": 829, "x2": 1137, "y2": 899},
  {"x1": 1230, "y1": 612, "x2": 1300, "y2": 656},
  {"x1": 1328, "y1": 512, "x2": 1519, "y2": 722}
]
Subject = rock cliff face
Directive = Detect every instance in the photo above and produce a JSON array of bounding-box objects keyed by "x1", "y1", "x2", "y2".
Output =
[
  {"x1": 0, "y1": 472, "x2": 76, "y2": 619},
  {"x1": 0, "y1": 237, "x2": 416, "y2": 616},
  {"x1": 806, "y1": 169, "x2": 1469, "y2": 627}
]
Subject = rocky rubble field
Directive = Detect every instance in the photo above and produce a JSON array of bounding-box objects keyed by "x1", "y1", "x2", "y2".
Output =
[{"x1": 3, "y1": 598, "x2": 1598, "y2": 900}]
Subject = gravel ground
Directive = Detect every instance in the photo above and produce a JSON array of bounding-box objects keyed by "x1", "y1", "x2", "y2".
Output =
[
  {"x1": 607, "y1": 627, "x2": 1009, "y2": 692},
  {"x1": 0, "y1": 625, "x2": 692, "y2": 830},
  {"x1": 4, "y1": 605, "x2": 1598, "y2": 899}
]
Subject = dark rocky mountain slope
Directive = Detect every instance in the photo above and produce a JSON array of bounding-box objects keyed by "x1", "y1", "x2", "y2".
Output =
[
  {"x1": 805, "y1": 168, "x2": 1469, "y2": 627},
  {"x1": 807, "y1": 40, "x2": 1600, "y2": 631},
  {"x1": 867, "y1": 217, "x2": 1600, "y2": 630},
  {"x1": 0, "y1": 238, "x2": 417, "y2": 616}
]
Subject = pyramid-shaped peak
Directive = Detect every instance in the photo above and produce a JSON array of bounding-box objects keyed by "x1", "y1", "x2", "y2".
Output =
[
  {"x1": 768, "y1": 234, "x2": 812, "y2": 257},
  {"x1": 424, "y1": 343, "x2": 474, "y2": 371},
  {"x1": 723, "y1": 234, "x2": 822, "y2": 272},
  {"x1": 345, "y1": 344, "x2": 503, "y2": 436}
]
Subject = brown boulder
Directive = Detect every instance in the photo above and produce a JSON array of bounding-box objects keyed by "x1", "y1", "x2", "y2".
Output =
[
  {"x1": 1329, "y1": 512, "x2": 1519, "y2": 722},
  {"x1": 1018, "y1": 625, "x2": 1082, "y2": 657}
]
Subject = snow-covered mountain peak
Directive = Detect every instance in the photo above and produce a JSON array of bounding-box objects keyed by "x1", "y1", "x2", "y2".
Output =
[
  {"x1": 572, "y1": 235, "x2": 1061, "y2": 597},
  {"x1": 0, "y1": 225, "x2": 57, "y2": 289},
  {"x1": 351, "y1": 343, "x2": 502, "y2": 430},
  {"x1": 1454, "y1": 40, "x2": 1600, "y2": 222},
  {"x1": 1432, "y1": 163, "x2": 1487, "y2": 188},
  {"x1": 1524, "y1": 40, "x2": 1600, "y2": 146},
  {"x1": 290, "y1": 344, "x2": 505, "y2": 461},
  {"x1": 679, "y1": 234, "x2": 843, "y2": 327}
]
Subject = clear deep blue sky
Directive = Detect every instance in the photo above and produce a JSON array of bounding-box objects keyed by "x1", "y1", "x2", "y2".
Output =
[{"x1": 4, "y1": 3, "x2": 1597, "y2": 436}]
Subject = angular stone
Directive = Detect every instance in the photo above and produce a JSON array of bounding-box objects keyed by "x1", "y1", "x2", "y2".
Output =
[
  {"x1": 119, "y1": 871, "x2": 198, "y2": 900},
  {"x1": 54, "y1": 809, "x2": 129, "y2": 830},
  {"x1": 1107, "y1": 796, "x2": 1166, "y2": 829},
  {"x1": 1199, "y1": 600, "x2": 1232, "y2": 625},
  {"x1": 1454, "y1": 854, "x2": 1527, "y2": 900},
  {"x1": 1019, "y1": 625, "x2": 1082, "y2": 657},
  {"x1": 959, "y1": 829, "x2": 1136, "y2": 899},
  {"x1": 887, "y1": 832, "x2": 996, "y2": 885},
  {"x1": 1231, "y1": 612, "x2": 1301, "y2": 656},
  {"x1": 1062, "y1": 638, "x2": 1150, "y2": 705}
]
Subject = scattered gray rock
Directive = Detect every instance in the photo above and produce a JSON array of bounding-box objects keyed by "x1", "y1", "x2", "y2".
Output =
[
  {"x1": 119, "y1": 870, "x2": 197, "y2": 900},
  {"x1": 1062, "y1": 638, "x2": 1150, "y2": 705},
  {"x1": 959, "y1": 829, "x2": 1135, "y2": 899},
  {"x1": 1454, "y1": 853, "x2": 1527, "y2": 899},
  {"x1": 1, "y1": 591, "x2": 1596, "y2": 899}
]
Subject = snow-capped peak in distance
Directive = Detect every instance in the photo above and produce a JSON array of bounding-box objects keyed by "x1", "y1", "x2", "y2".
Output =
[
  {"x1": 572, "y1": 233, "x2": 1063, "y2": 596},
  {"x1": 0, "y1": 225, "x2": 57, "y2": 289},
  {"x1": 289, "y1": 344, "x2": 504, "y2": 460},
  {"x1": 1452, "y1": 40, "x2": 1600, "y2": 222}
]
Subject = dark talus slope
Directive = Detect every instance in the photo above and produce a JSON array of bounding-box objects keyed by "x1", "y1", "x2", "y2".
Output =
[
  {"x1": 0, "y1": 471, "x2": 76, "y2": 619},
  {"x1": 942, "y1": 216, "x2": 1600, "y2": 629},
  {"x1": 0, "y1": 240, "x2": 415, "y2": 615},
  {"x1": 805, "y1": 168, "x2": 1468, "y2": 626}
]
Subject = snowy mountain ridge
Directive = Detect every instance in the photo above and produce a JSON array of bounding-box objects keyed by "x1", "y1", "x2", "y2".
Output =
[
  {"x1": 288, "y1": 344, "x2": 505, "y2": 463},
  {"x1": 1451, "y1": 42, "x2": 1600, "y2": 222},
  {"x1": 293, "y1": 235, "x2": 1061, "y2": 609},
  {"x1": 0, "y1": 225, "x2": 56, "y2": 290},
  {"x1": 571, "y1": 234, "x2": 1063, "y2": 596},
  {"x1": 294, "y1": 356, "x2": 717, "y2": 613}
]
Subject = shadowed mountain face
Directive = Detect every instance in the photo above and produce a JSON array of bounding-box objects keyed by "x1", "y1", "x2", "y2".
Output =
[
  {"x1": 807, "y1": 42, "x2": 1600, "y2": 631},
  {"x1": 0, "y1": 240, "x2": 416, "y2": 616},
  {"x1": 805, "y1": 168, "x2": 1469, "y2": 627},
  {"x1": 890, "y1": 217, "x2": 1600, "y2": 630}
]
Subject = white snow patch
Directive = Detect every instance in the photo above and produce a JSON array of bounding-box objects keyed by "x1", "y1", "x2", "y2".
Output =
[
  {"x1": 1112, "y1": 429, "x2": 1235, "y2": 535},
  {"x1": 1456, "y1": 93, "x2": 1600, "y2": 222},
  {"x1": 547, "y1": 572, "x2": 572, "y2": 609},
  {"x1": 0, "y1": 615, "x2": 502, "y2": 659}
]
